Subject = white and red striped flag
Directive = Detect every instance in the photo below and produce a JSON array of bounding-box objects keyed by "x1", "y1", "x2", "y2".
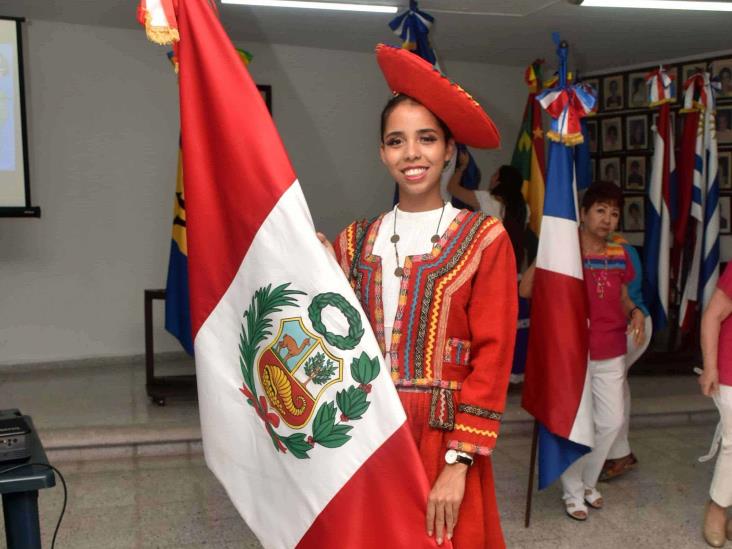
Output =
[{"x1": 138, "y1": 1, "x2": 443, "y2": 548}]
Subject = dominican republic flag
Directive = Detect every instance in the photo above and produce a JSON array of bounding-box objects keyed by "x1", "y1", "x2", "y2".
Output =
[
  {"x1": 138, "y1": 1, "x2": 442, "y2": 548},
  {"x1": 521, "y1": 39, "x2": 594, "y2": 490},
  {"x1": 643, "y1": 68, "x2": 676, "y2": 333},
  {"x1": 680, "y1": 72, "x2": 720, "y2": 325}
]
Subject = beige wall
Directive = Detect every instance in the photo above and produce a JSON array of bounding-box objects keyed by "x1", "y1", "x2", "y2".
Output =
[{"x1": 0, "y1": 19, "x2": 526, "y2": 365}]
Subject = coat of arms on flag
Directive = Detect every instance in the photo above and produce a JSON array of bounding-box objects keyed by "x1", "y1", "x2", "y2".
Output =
[{"x1": 240, "y1": 285, "x2": 382, "y2": 458}]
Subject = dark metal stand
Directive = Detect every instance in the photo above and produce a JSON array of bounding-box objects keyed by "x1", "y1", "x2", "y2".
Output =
[
  {"x1": 144, "y1": 289, "x2": 196, "y2": 406},
  {"x1": 524, "y1": 420, "x2": 539, "y2": 528}
]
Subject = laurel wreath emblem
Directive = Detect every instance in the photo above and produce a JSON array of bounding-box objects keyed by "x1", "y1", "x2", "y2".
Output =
[{"x1": 239, "y1": 283, "x2": 379, "y2": 459}]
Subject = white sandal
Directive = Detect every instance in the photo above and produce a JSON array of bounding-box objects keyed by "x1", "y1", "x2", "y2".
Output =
[
  {"x1": 584, "y1": 487, "x2": 604, "y2": 509},
  {"x1": 563, "y1": 496, "x2": 588, "y2": 521}
]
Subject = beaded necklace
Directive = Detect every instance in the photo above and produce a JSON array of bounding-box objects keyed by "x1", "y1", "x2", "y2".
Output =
[
  {"x1": 584, "y1": 244, "x2": 610, "y2": 299},
  {"x1": 391, "y1": 202, "x2": 446, "y2": 277}
]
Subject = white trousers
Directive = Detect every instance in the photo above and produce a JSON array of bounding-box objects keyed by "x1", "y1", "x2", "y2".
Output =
[
  {"x1": 609, "y1": 316, "x2": 653, "y2": 459},
  {"x1": 607, "y1": 368, "x2": 632, "y2": 459},
  {"x1": 561, "y1": 355, "x2": 625, "y2": 501},
  {"x1": 711, "y1": 384, "x2": 732, "y2": 508}
]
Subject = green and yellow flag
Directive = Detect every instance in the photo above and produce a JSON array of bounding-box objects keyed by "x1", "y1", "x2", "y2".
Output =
[{"x1": 511, "y1": 60, "x2": 546, "y2": 236}]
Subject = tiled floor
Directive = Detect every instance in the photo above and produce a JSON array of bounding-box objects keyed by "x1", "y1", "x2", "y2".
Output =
[
  {"x1": 0, "y1": 360, "x2": 723, "y2": 547},
  {"x1": 0, "y1": 424, "x2": 720, "y2": 548}
]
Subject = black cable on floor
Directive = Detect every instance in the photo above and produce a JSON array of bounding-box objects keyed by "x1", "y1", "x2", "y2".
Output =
[{"x1": 0, "y1": 461, "x2": 67, "y2": 549}]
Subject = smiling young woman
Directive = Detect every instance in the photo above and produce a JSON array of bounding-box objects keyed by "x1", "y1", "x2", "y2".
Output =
[{"x1": 319, "y1": 45, "x2": 516, "y2": 549}]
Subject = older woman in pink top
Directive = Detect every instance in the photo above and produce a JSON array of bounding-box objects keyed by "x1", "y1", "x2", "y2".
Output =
[{"x1": 700, "y1": 265, "x2": 732, "y2": 547}]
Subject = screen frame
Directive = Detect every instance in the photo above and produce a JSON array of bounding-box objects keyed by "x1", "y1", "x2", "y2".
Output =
[{"x1": 0, "y1": 16, "x2": 39, "y2": 218}]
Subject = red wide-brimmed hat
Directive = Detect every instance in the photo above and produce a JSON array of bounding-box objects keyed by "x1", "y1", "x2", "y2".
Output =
[{"x1": 375, "y1": 44, "x2": 500, "y2": 149}]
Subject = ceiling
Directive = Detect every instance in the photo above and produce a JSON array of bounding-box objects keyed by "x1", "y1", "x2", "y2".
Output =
[{"x1": 3, "y1": 0, "x2": 732, "y2": 71}]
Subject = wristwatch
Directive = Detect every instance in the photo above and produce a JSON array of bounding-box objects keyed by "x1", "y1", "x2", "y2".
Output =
[{"x1": 445, "y1": 449, "x2": 474, "y2": 467}]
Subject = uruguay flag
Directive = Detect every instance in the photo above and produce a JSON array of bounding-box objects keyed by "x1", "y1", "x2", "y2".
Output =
[
  {"x1": 522, "y1": 39, "x2": 594, "y2": 490},
  {"x1": 680, "y1": 72, "x2": 720, "y2": 323},
  {"x1": 138, "y1": 1, "x2": 444, "y2": 547},
  {"x1": 644, "y1": 68, "x2": 676, "y2": 333}
]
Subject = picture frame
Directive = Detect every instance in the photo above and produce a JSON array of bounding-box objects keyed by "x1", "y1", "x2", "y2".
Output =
[
  {"x1": 257, "y1": 84, "x2": 272, "y2": 113},
  {"x1": 586, "y1": 119, "x2": 598, "y2": 153},
  {"x1": 627, "y1": 72, "x2": 648, "y2": 109},
  {"x1": 602, "y1": 75, "x2": 624, "y2": 111},
  {"x1": 682, "y1": 62, "x2": 706, "y2": 84},
  {"x1": 625, "y1": 156, "x2": 647, "y2": 191},
  {"x1": 601, "y1": 116, "x2": 623, "y2": 152},
  {"x1": 583, "y1": 78, "x2": 600, "y2": 104},
  {"x1": 600, "y1": 157, "x2": 622, "y2": 187},
  {"x1": 627, "y1": 114, "x2": 649, "y2": 150},
  {"x1": 719, "y1": 151, "x2": 732, "y2": 190},
  {"x1": 717, "y1": 106, "x2": 732, "y2": 144},
  {"x1": 720, "y1": 196, "x2": 732, "y2": 235},
  {"x1": 713, "y1": 58, "x2": 732, "y2": 99},
  {"x1": 623, "y1": 195, "x2": 645, "y2": 233}
]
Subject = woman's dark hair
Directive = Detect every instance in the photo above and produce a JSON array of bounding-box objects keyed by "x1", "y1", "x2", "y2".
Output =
[
  {"x1": 380, "y1": 94, "x2": 453, "y2": 143},
  {"x1": 491, "y1": 165, "x2": 529, "y2": 268},
  {"x1": 492, "y1": 165, "x2": 527, "y2": 228},
  {"x1": 581, "y1": 181, "x2": 624, "y2": 211}
]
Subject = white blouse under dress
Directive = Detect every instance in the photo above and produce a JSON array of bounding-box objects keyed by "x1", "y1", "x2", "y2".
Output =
[{"x1": 371, "y1": 203, "x2": 461, "y2": 366}]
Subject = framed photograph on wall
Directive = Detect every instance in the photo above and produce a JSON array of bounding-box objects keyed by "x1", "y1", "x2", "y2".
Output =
[
  {"x1": 603, "y1": 75, "x2": 624, "y2": 111},
  {"x1": 719, "y1": 151, "x2": 732, "y2": 190},
  {"x1": 591, "y1": 157, "x2": 597, "y2": 183},
  {"x1": 720, "y1": 196, "x2": 732, "y2": 235},
  {"x1": 717, "y1": 106, "x2": 732, "y2": 144},
  {"x1": 601, "y1": 117, "x2": 623, "y2": 152},
  {"x1": 623, "y1": 195, "x2": 645, "y2": 232},
  {"x1": 682, "y1": 62, "x2": 706, "y2": 83},
  {"x1": 586, "y1": 119, "x2": 598, "y2": 153},
  {"x1": 628, "y1": 72, "x2": 648, "y2": 108},
  {"x1": 627, "y1": 114, "x2": 648, "y2": 150},
  {"x1": 713, "y1": 58, "x2": 732, "y2": 98},
  {"x1": 625, "y1": 156, "x2": 647, "y2": 191},
  {"x1": 600, "y1": 157, "x2": 621, "y2": 187}
]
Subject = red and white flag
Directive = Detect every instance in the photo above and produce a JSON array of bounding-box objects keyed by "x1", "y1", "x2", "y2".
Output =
[{"x1": 138, "y1": 1, "x2": 443, "y2": 547}]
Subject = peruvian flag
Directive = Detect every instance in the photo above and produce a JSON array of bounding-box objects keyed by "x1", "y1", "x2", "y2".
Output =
[
  {"x1": 521, "y1": 57, "x2": 594, "y2": 489},
  {"x1": 138, "y1": 1, "x2": 442, "y2": 548}
]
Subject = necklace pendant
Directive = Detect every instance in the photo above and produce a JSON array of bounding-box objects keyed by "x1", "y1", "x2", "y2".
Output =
[
  {"x1": 394, "y1": 266, "x2": 404, "y2": 277},
  {"x1": 390, "y1": 234, "x2": 400, "y2": 243},
  {"x1": 430, "y1": 234, "x2": 440, "y2": 244}
]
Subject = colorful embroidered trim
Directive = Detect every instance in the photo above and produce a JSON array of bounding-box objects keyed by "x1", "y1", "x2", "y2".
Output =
[
  {"x1": 453, "y1": 424, "x2": 498, "y2": 438},
  {"x1": 428, "y1": 387, "x2": 455, "y2": 430},
  {"x1": 447, "y1": 440, "x2": 494, "y2": 456},
  {"x1": 392, "y1": 377, "x2": 461, "y2": 390},
  {"x1": 442, "y1": 337, "x2": 471, "y2": 366},
  {"x1": 458, "y1": 404, "x2": 502, "y2": 421}
]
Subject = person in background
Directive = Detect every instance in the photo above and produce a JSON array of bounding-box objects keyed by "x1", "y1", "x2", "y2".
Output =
[
  {"x1": 699, "y1": 265, "x2": 732, "y2": 547},
  {"x1": 600, "y1": 233, "x2": 652, "y2": 481},
  {"x1": 520, "y1": 181, "x2": 645, "y2": 521},
  {"x1": 448, "y1": 159, "x2": 534, "y2": 383}
]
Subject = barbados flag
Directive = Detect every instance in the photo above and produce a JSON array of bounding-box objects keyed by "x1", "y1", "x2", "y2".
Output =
[
  {"x1": 164, "y1": 149, "x2": 193, "y2": 355},
  {"x1": 521, "y1": 38, "x2": 594, "y2": 489}
]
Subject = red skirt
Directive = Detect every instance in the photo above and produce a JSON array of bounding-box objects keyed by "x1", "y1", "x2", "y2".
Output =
[{"x1": 399, "y1": 390, "x2": 506, "y2": 549}]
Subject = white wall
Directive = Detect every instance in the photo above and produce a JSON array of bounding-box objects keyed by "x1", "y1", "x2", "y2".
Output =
[{"x1": 0, "y1": 20, "x2": 525, "y2": 365}]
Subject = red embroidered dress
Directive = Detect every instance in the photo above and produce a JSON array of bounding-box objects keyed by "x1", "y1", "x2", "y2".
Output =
[{"x1": 335, "y1": 209, "x2": 516, "y2": 549}]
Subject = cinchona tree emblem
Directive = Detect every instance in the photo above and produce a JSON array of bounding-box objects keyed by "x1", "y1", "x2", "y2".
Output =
[{"x1": 238, "y1": 284, "x2": 380, "y2": 459}]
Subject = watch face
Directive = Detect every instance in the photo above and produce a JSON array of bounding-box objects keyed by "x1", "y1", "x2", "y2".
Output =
[{"x1": 444, "y1": 449, "x2": 457, "y2": 464}]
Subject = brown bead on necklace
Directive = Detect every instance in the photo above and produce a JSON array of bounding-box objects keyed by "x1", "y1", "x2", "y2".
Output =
[{"x1": 392, "y1": 202, "x2": 446, "y2": 277}]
